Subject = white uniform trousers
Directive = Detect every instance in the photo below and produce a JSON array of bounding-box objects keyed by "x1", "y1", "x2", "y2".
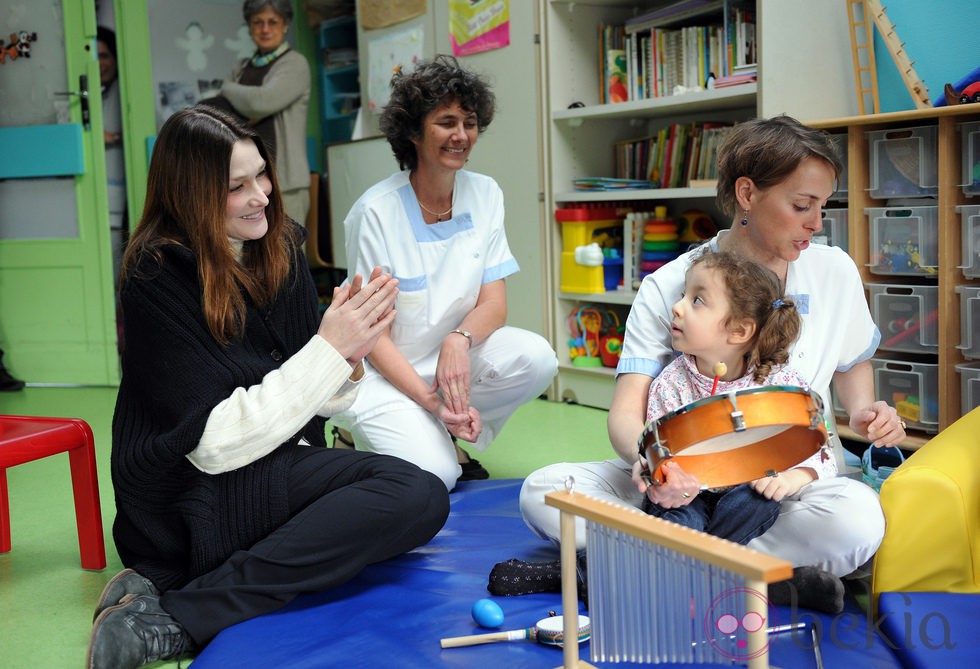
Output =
[
  {"x1": 519, "y1": 458, "x2": 884, "y2": 577},
  {"x1": 338, "y1": 326, "x2": 557, "y2": 490}
]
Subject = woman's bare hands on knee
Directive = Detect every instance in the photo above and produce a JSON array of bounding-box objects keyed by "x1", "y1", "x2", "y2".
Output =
[{"x1": 318, "y1": 267, "x2": 397, "y2": 364}]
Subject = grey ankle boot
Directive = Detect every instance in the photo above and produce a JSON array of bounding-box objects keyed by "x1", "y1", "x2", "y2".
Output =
[{"x1": 88, "y1": 595, "x2": 195, "y2": 669}]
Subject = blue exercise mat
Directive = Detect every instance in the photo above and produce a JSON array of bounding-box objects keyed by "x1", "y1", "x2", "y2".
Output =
[{"x1": 191, "y1": 479, "x2": 901, "y2": 668}]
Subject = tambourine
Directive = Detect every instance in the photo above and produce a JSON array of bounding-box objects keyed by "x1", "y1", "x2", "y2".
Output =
[
  {"x1": 638, "y1": 386, "x2": 827, "y2": 489},
  {"x1": 440, "y1": 614, "x2": 590, "y2": 648}
]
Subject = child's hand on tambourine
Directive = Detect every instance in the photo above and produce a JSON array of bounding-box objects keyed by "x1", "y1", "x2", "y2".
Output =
[{"x1": 749, "y1": 467, "x2": 814, "y2": 501}]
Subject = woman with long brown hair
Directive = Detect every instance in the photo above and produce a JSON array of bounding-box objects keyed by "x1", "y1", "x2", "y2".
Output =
[{"x1": 87, "y1": 105, "x2": 449, "y2": 669}]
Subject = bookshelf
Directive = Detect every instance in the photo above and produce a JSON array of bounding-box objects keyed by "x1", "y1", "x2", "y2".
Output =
[{"x1": 541, "y1": 0, "x2": 759, "y2": 409}]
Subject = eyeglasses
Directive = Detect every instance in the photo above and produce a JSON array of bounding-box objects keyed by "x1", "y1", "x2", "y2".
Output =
[{"x1": 250, "y1": 17, "x2": 284, "y2": 29}]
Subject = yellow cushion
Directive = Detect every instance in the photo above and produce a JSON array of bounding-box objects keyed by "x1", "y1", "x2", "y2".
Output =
[{"x1": 873, "y1": 407, "x2": 980, "y2": 599}]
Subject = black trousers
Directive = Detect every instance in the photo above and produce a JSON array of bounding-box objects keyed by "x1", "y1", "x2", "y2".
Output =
[{"x1": 161, "y1": 446, "x2": 449, "y2": 644}]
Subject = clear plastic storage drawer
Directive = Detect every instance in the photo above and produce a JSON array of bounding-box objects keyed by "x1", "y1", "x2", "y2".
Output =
[
  {"x1": 815, "y1": 208, "x2": 848, "y2": 252},
  {"x1": 871, "y1": 357, "x2": 939, "y2": 433},
  {"x1": 829, "y1": 132, "x2": 848, "y2": 201},
  {"x1": 867, "y1": 205, "x2": 939, "y2": 276},
  {"x1": 956, "y1": 285, "x2": 980, "y2": 360},
  {"x1": 958, "y1": 204, "x2": 980, "y2": 278},
  {"x1": 867, "y1": 126, "x2": 938, "y2": 199},
  {"x1": 956, "y1": 362, "x2": 980, "y2": 418},
  {"x1": 961, "y1": 120, "x2": 980, "y2": 198},
  {"x1": 868, "y1": 283, "x2": 939, "y2": 353}
]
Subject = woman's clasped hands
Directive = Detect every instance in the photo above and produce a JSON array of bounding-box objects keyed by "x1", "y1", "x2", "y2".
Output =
[{"x1": 433, "y1": 333, "x2": 482, "y2": 442}]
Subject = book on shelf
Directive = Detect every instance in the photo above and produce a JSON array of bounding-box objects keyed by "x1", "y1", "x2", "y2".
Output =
[
  {"x1": 612, "y1": 121, "x2": 734, "y2": 187},
  {"x1": 573, "y1": 177, "x2": 657, "y2": 192},
  {"x1": 600, "y1": 1, "x2": 753, "y2": 102},
  {"x1": 598, "y1": 22, "x2": 626, "y2": 104}
]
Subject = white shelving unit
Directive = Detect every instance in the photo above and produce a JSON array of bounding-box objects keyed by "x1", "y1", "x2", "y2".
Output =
[{"x1": 539, "y1": 0, "x2": 759, "y2": 409}]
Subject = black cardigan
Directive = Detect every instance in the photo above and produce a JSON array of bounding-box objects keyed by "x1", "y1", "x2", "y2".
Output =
[{"x1": 111, "y1": 235, "x2": 325, "y2": 591}]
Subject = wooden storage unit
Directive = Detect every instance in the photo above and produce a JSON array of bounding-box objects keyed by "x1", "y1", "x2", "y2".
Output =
[
  {"x1": 540, "y1": 0, "x2": 759, "y2": 409},
  {"x1": 810, "y1": 105, "x2": 980, "y2": 449}
]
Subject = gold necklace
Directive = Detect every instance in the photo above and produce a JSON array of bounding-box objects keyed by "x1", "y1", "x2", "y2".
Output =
[{"x1": 412, "y1": 176, "x2": 455, "y2": 221}]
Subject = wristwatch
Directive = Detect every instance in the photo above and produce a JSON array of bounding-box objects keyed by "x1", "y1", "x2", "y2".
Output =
[{"x1": 449, "y1": 329, "x2": 473, "y2": 346}]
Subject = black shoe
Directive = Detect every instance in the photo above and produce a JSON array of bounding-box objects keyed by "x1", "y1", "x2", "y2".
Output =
[
  {"x1": 768, "y1": 566, "x2": 845, "y2": 614},
  {"x1": 93, "y1": 568, "x2": 160, "y2": 622},
  {"x1": 458, "y1": 457, "x2": 490, "y2": 481},
  {"x1": 88, "y1": 595, "x2": 196, "y2": 669},
  {"x1": 0, "y1": 365, "x2": 24, "y2": 391},
  {"x1": 488, "y1": 552, "x2": 589, "y2": 604}
]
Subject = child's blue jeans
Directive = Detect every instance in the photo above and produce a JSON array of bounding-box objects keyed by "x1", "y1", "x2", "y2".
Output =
[{"x1": 642, "y1": 483, "x2": 780, "y2": 545}]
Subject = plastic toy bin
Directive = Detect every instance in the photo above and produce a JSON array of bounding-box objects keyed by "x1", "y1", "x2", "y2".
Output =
[
  {"x1": 871, "y1": 357, "x2": 939, "y2": 433},
  {"x1": 867, "y1": 205, "x2": 938, "y2": 276},
  {"x1": 557, "y1": 206, "x2": 622, "y2": 293},
  {"x1": 956, "y1": 285, "x2": 980, "y2": 359},
  {"x1": 961, "y1": 120, "x2": 980, "y2": 198},
  {"x1": 815, "y1": 208, "x2": 848, "y2": 252},
  {"x1": 867, "y1": 283, "x2": 938, "y2": 354},
  {"x1": 828, "y1": 133, "x2": 848, "y2": 201},
  {"x1": 958, "y1": 204, "x2": 980, "y2": 278},
  {"x1": 866, "y1": 125, "x2": 938, "y2": 198},
  {"x1": 955, "y1": 362, "x2": 980, "y2": 417}
]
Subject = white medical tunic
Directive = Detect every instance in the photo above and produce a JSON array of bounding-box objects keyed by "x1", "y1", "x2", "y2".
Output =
[{"x1": 344, "y1": 169, "x2": 519, "y2": 379}]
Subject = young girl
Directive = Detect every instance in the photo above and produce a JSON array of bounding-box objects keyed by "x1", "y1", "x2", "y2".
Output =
[{"x1": 641, "y1": 249, "x2": 835, "y2": 543}]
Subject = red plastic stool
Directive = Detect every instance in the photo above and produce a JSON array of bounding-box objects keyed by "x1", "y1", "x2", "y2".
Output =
[{"x1": 0, "y1": 415, "x2": 106, "y2": 569}]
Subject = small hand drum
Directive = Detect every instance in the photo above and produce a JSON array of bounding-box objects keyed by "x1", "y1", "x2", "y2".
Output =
[{"x1": 638, "y1": 386, "x2": 828, "y2": 489}]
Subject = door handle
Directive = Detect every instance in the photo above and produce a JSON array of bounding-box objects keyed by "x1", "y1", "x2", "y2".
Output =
[{"x1": 55, "y1": 74, "x2": 90, "y2": 129}]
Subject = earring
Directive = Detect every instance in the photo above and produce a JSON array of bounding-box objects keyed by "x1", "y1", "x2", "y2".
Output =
[{"x1": 740, "y1": 210, "x2": 749, "y2": 226}]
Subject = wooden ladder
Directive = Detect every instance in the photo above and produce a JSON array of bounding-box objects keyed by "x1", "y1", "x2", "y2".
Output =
[
  {"x1": 846, "y1": 0, "x2": 880, "y2": 114},
  {"x1": 847, "y1": 0, "x2": 931, "y2": 113}
]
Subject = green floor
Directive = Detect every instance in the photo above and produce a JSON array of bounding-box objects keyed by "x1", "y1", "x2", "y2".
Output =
[{"x1": 0, "y1": 386, "x2": 612, "y2": 668}]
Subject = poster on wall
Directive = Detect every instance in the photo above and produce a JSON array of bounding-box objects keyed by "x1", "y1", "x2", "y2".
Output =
[
  {"x1": 367, "y1": 26, "x2": 424, "y2": 114},
  {"x1": 450, "y1": 0, "x2": 509, "y2": 57}
]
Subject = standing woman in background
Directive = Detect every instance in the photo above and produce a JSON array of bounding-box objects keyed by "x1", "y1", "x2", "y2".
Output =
[
  {"x1": 332, "y1": 56, "x2": 558, "y2": 491},
  {"x1": 216, "y1": 0, "x2": 311, "y2": 225}
]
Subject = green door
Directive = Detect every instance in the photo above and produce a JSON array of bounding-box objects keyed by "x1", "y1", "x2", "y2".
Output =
[{"x1": 0, "y1": 0, "x2": 118, "y2": 385}]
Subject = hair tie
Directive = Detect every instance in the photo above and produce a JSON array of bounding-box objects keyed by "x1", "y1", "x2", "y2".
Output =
[{"x1": 772, "y1": 298, "x2": 786, "y2": 309}]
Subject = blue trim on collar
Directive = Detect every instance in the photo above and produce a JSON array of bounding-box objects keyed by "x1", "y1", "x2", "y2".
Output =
[{"x1": 397, "y1": 184, "x2": 475, "y2": 242}]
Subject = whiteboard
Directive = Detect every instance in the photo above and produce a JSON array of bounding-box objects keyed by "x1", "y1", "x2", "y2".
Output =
[{"x1": 325, "y1": 136, "x2": 396, "y2": 270}]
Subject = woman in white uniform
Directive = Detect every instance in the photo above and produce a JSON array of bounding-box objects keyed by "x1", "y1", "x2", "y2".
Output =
[
  {"x1": 333, "y1": 56, "x2": 557, "y2": 490},
  {"x1": 510, "y1": 116, "x2": 907, "y2": 612}
]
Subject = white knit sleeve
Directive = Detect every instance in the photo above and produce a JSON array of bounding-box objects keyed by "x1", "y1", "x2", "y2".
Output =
[{"x1": 187, "y1": 336, "x2": 355, "y2": 474}]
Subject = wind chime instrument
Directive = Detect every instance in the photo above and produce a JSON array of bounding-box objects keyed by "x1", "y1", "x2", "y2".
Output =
[{"x1": 545, "y1": 486, "x2": 794, "y2": 669}]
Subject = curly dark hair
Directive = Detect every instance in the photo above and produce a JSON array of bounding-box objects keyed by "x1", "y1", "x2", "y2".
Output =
[
  {"x1": 379, "y1": 55, "x2": 496, "y2": 171},
  {"x1": 715, "y1": 115, "x2": 843, "y2": 218}
]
